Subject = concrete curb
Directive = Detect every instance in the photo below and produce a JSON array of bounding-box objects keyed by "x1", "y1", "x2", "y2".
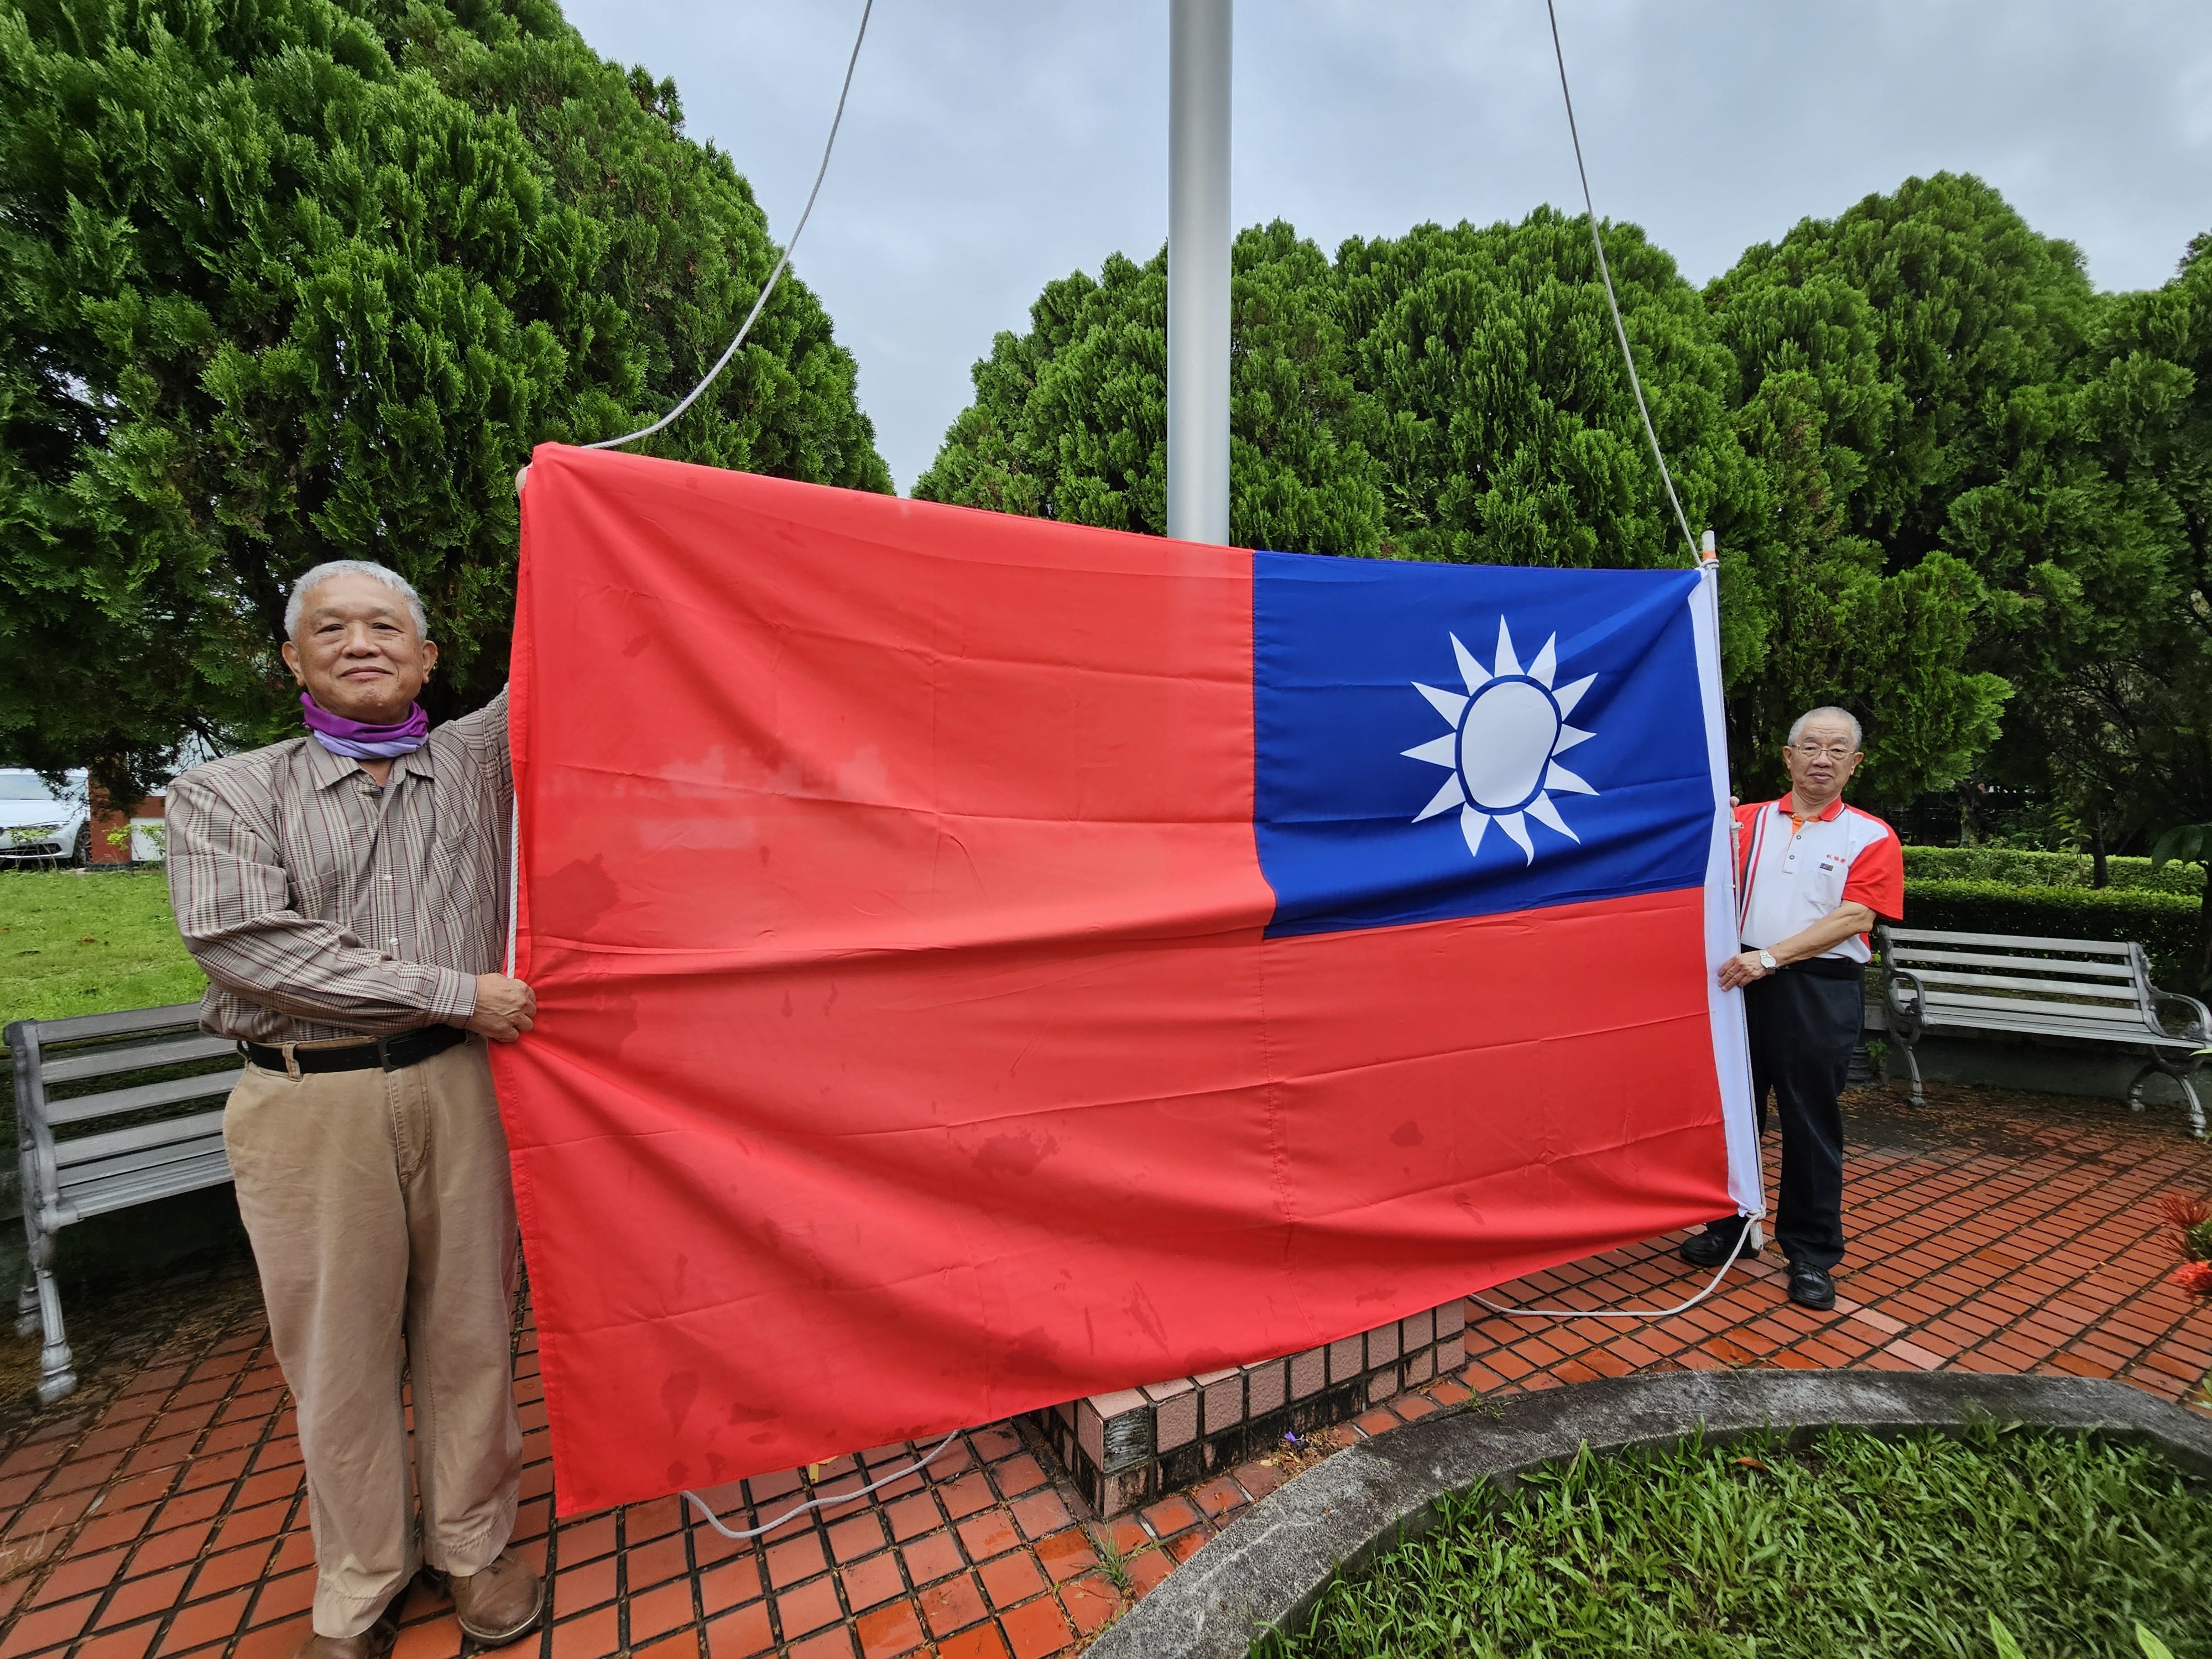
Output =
[{"x1": 1087, "y1": 1370, "x2": 2212, "y2": 1659}]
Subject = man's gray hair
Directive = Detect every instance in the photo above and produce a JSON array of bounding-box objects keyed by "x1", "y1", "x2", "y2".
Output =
[
  {"x1": 284, "y1": 560, "x2": 429, "y2": 641},
  {"x1": 1788, "y1": 706, "x2": 1864, "y2": 750}
]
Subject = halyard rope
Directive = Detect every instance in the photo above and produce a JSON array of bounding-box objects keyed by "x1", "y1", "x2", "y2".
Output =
[
  {"x1": 682, "y1": 1431, "x2": 962, "y2": 1541},
  {"x1": 1470, "y1": 1220, "x2": 1757, "y2": 1321},
  {"x1": 1543, "y1": 0, "x2": 1700, "y2": 564},
  {"x1": 585, "y1": 0, "x2": 876, "y2": 451},
  {"x1": 1485, "y1": 9, "x2": 1764, "y2": 1324}
]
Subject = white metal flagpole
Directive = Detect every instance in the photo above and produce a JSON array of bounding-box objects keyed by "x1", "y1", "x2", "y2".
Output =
[{"x1": 1166, "y1": 0, "x2": 1232, "y2": 546}]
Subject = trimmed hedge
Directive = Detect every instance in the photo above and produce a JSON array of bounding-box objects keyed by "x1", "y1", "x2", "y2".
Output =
[
  {"x1": 1900, "y1": 846, "x2": 2202, "y2": 896},
  {"x1": 1900, "y1": 878, "x2": 2204, "y2": 992}
]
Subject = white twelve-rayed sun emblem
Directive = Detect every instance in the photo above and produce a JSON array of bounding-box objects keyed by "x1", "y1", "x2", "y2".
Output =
[{"x1": 1401, "y1": 619, "x2": 1598, "y2": 864}]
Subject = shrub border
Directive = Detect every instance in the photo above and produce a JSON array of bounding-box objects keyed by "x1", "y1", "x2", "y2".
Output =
[
  {"x1": 1901, "y1": 847, "x2": 2203, "y2": 896},
  {"x1": 1086, "y1": 1369, "x2": 2212, "y2": 1659},
  {"x1": 1902, "y1": 878, "x2": 2202, "y2": 989}
]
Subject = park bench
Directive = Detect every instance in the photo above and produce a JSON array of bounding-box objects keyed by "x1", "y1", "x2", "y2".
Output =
[
  {"x1": 6, "y1": 1004, "x2": 237, "y2": 1404},
  {"x1": 1877, "y1": 925, "x2": 2210, "y2": 1138}
]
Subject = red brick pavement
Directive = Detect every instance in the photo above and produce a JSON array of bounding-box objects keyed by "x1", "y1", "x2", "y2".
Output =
[{"x1": 2, "y1": 1081, "x2": 2208, "y2": 1658}]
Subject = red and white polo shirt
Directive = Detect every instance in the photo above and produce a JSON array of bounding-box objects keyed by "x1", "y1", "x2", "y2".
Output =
[{"x1": 1732, "y1": 792, "x2": 1905, "y2": 964}]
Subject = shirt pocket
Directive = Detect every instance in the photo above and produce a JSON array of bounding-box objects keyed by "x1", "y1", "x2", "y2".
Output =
[
  {"x1": 281, "y1": 843, "x2": 340, "y2": 917},
  {"x1": 1806, "y1": 851, "x2": 1850, "y2": 914}
]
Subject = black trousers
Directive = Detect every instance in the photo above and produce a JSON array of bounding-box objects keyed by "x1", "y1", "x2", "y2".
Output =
[{"x1": 1716, "y1": 963, "x2": 1864, "y2": 1269}]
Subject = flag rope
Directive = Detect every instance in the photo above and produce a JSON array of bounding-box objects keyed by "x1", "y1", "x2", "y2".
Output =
[
  {"x1": 681, "y1": 1431, "x2": 962, "y2": 1541},
  {"x1": 1543, "y1": 0, "x2": 1700, "y2": 564},
  {"x1": 1470, "y1": 1220, "x2": 1759, "y2": 1321},
  {"x1": 585, "y1": 0, "x2": 875, "y2": 452}
]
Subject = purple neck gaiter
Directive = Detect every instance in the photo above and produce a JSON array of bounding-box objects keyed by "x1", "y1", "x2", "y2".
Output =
[{"x1": 300, "y1": 692, "x2": 430, "y2": 760}]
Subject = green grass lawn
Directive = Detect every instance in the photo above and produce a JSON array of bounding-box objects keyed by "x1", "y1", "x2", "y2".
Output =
[
  {"x1": 0, "y1": 869, "x2": 204, "y2": 1026},
  {"x1": 1261, "y1": 1422, "x2": 2212, "y2": 1658}
]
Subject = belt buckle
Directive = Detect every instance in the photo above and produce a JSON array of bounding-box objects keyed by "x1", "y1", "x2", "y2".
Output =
[{"x1": 377, "y1": 1035, "x2": 397, "y2": 1073}]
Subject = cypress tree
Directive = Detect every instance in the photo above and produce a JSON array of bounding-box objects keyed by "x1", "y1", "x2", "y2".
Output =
[{"x1": 0, "y1": 0, "x2": 890, "y2": 799}]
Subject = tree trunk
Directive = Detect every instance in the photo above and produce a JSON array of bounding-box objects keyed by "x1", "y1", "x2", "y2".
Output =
[{"x1": 2090, "y1": 815, "x2": 2109, "y2": 889}]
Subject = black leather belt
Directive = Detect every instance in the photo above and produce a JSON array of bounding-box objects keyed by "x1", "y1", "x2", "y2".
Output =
[{"x1": 239, "y1": 1025, "x2": 467, "y2": 1074}]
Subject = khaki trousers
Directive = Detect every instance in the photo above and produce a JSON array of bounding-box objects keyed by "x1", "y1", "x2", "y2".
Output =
[{"x1": 225, "y1": 1037, "x2": 524, "y2": 1638}]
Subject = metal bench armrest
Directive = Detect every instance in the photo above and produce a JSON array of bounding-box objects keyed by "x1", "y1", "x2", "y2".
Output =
[
  {"x1": 2152, "y1": 989, "x2": 2212, "y2": 1046},
  {"x1": 6, "y1": 1022, "x2": 67, "y2": 1228},
  {"x1": 1884, "y1": 966, "x2": 1926, "y2": 1042}
]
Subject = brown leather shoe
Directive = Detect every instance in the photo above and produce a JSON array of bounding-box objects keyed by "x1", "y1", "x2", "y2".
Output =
[
  {"x1": 288, "y1": 1591, "x2": 402, "y2": 1658},
  {"x1": 448, "y1": 1550, "x2": 545, "y2": 1646}
]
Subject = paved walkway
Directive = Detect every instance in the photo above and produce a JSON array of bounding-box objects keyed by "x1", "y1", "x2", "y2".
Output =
[{"x1": 2, "y1": 1081, "x2": 2208, "y2": 1659}]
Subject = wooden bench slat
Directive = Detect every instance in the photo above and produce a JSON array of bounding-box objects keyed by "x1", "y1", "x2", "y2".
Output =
[
  {"x1": 1900, "y1": 968, "x2": 2142, "y2": 1001},
  {"x1": 1882, "y1": 928, "x2": 2135, "y2": 955},
  {"x1": 1886, "y1": 947, "x2": 2137, "y2": 979},
  {"x1": 44, "y1": 1070, "x2": 242, "y2": 1128},
  {"x1": 1919, "y1": 1010, "x2": 2151, "y2": 1039},
  {"x1": 37, "y1": 1034, "x2": 236, "y2": 1084},
  {"x1": 5, "y1": 1003, "x2": 206, "y2": 1046},
  {"x1": 52, "y1": 1110, "x2": 228, "y2": 1173},
  {"x1": 59, "y1": 1135, "x2": 228, "y2": 1190},
  {"x1": 62, "y1": 1151, "x2": 234, "y2": 1223},
  {"x1": 1918, "y1": 990, "x2": 2148, "y2": 1025},
  {"x1": 1916, "y1": 1006, "x2": 2198, "y2": 1048}
]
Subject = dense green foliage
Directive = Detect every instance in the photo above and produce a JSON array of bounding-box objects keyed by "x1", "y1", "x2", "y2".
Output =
[
  {"x1": 1901, "y1": 878, "x2": 2201, "y2": 990},
  {"x1": 2039, "y1": 242, "x2": 2212, "y2": 849},
  {"x1": 1901, "y1": 846, "x2": 2203, "y2": 896},
  {"x1": 1705, "y1": 173, "x2": 2093, "y2": 802},
  {"x1": 0, "y1": 0, "x2": 890, "y2": 800},
  {"x1": 921, "y1": 182, "x2": 2210, "y2": 828},
  {"x1": 0, "y1": 869, "x2": 203, "y2": 1023},
  {"x1": 1259, "y1": 1425, "x2": 2212, "y2": 1659}
]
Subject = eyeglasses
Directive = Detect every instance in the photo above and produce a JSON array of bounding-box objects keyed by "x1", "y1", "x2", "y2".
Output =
[{"x1": 1789, "y1": 743, "x2": 1857, "y2": 761}]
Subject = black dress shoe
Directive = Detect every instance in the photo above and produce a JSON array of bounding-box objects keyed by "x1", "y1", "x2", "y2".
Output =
[
  {"x1": 1679, "y1": 1221, "x2": 1751, "y2": 1267},
  {"x1": 1787, "y1": 1262, "x2": 1837, "y2": 1310}
]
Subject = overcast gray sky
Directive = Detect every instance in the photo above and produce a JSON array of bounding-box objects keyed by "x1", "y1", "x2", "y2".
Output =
[{"x1": 558, "y1": 1, "x2": 2212, "y2": 492}]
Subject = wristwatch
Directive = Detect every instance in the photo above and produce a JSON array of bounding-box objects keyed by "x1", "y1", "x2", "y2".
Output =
[{"x1": 1756, "y1": 949, "x2": 1778, "y2": 974}]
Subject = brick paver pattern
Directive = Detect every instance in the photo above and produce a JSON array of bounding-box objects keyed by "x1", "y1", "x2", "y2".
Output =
[{"x1": 2, "y1": 1083, "x2": 2209, "y2": 1658}]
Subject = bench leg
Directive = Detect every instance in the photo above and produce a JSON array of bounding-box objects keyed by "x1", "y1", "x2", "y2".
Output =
[
  {"x1": 1897, "y1": 1036, "x2": 1924, "y2": 1109},
  {"x1": 2127, "y1": 1064, "x2": 2209, "y2": 1140},
  {"x1": 25, "y1": 1232, "x2": 75, "y2": 1406},
  {"x1": 13, "y1": 1276, "x2": 36, "y2": 1339}
]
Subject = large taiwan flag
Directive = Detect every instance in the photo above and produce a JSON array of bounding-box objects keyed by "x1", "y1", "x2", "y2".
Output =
[{"x1": 495, "y1": 444, "x2": 1759, "y2": 1515}]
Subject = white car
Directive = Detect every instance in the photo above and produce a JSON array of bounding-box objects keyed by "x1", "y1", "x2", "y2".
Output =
[{"x1": 0, "y1": 769, "x2": 91, "y2": 864}]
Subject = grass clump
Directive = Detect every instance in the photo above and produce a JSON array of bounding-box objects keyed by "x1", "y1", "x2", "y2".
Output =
[
  {"x1": 1258, "y1": 1422, "x2": 2212, "y2": 1658},
  {"x1": 0, "y1": 869, "x2": 202, "y2": 1025}
]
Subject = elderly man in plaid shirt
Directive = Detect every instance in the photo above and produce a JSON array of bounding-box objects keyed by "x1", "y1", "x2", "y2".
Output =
[{"x1": 166, "y1": 561, "x2": 542, "y2": 1658}]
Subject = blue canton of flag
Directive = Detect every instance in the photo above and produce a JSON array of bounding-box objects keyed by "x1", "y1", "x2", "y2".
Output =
[{"x1": 1252, "y1": 553, "x2": 1717, "y2": 938}]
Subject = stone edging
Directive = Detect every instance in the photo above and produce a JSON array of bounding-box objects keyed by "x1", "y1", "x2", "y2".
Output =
[{"x1": 1087, "y1": 1370, "x2": 2212, "y2": 1659}]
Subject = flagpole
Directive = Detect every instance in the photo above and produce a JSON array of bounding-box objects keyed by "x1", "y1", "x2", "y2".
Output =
[{"x1": 1166, "y1": 0, "x2": 1232, "y2": 546}]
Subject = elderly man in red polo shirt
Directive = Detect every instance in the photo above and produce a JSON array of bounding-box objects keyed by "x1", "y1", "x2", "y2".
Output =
[{"x1": 1681, "y1": 706, "x2": 1904, "y2": 1310}]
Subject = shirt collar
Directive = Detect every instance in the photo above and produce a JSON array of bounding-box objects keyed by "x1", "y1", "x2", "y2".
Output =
[
  {"x1": 1777, "y1": 791, "x2": 1847, "y2": 823},
  {"x1": 299, "y1": 731, "x2": 434, "y2": 792},
  {"x1": 301, "y1": 734, "x2": 359, "y2": 792}
]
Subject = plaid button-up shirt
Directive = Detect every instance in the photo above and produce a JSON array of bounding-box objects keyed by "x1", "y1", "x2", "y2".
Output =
[{"x1": 165, "y1": 691, "x2": 511, "y2": 1043}]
